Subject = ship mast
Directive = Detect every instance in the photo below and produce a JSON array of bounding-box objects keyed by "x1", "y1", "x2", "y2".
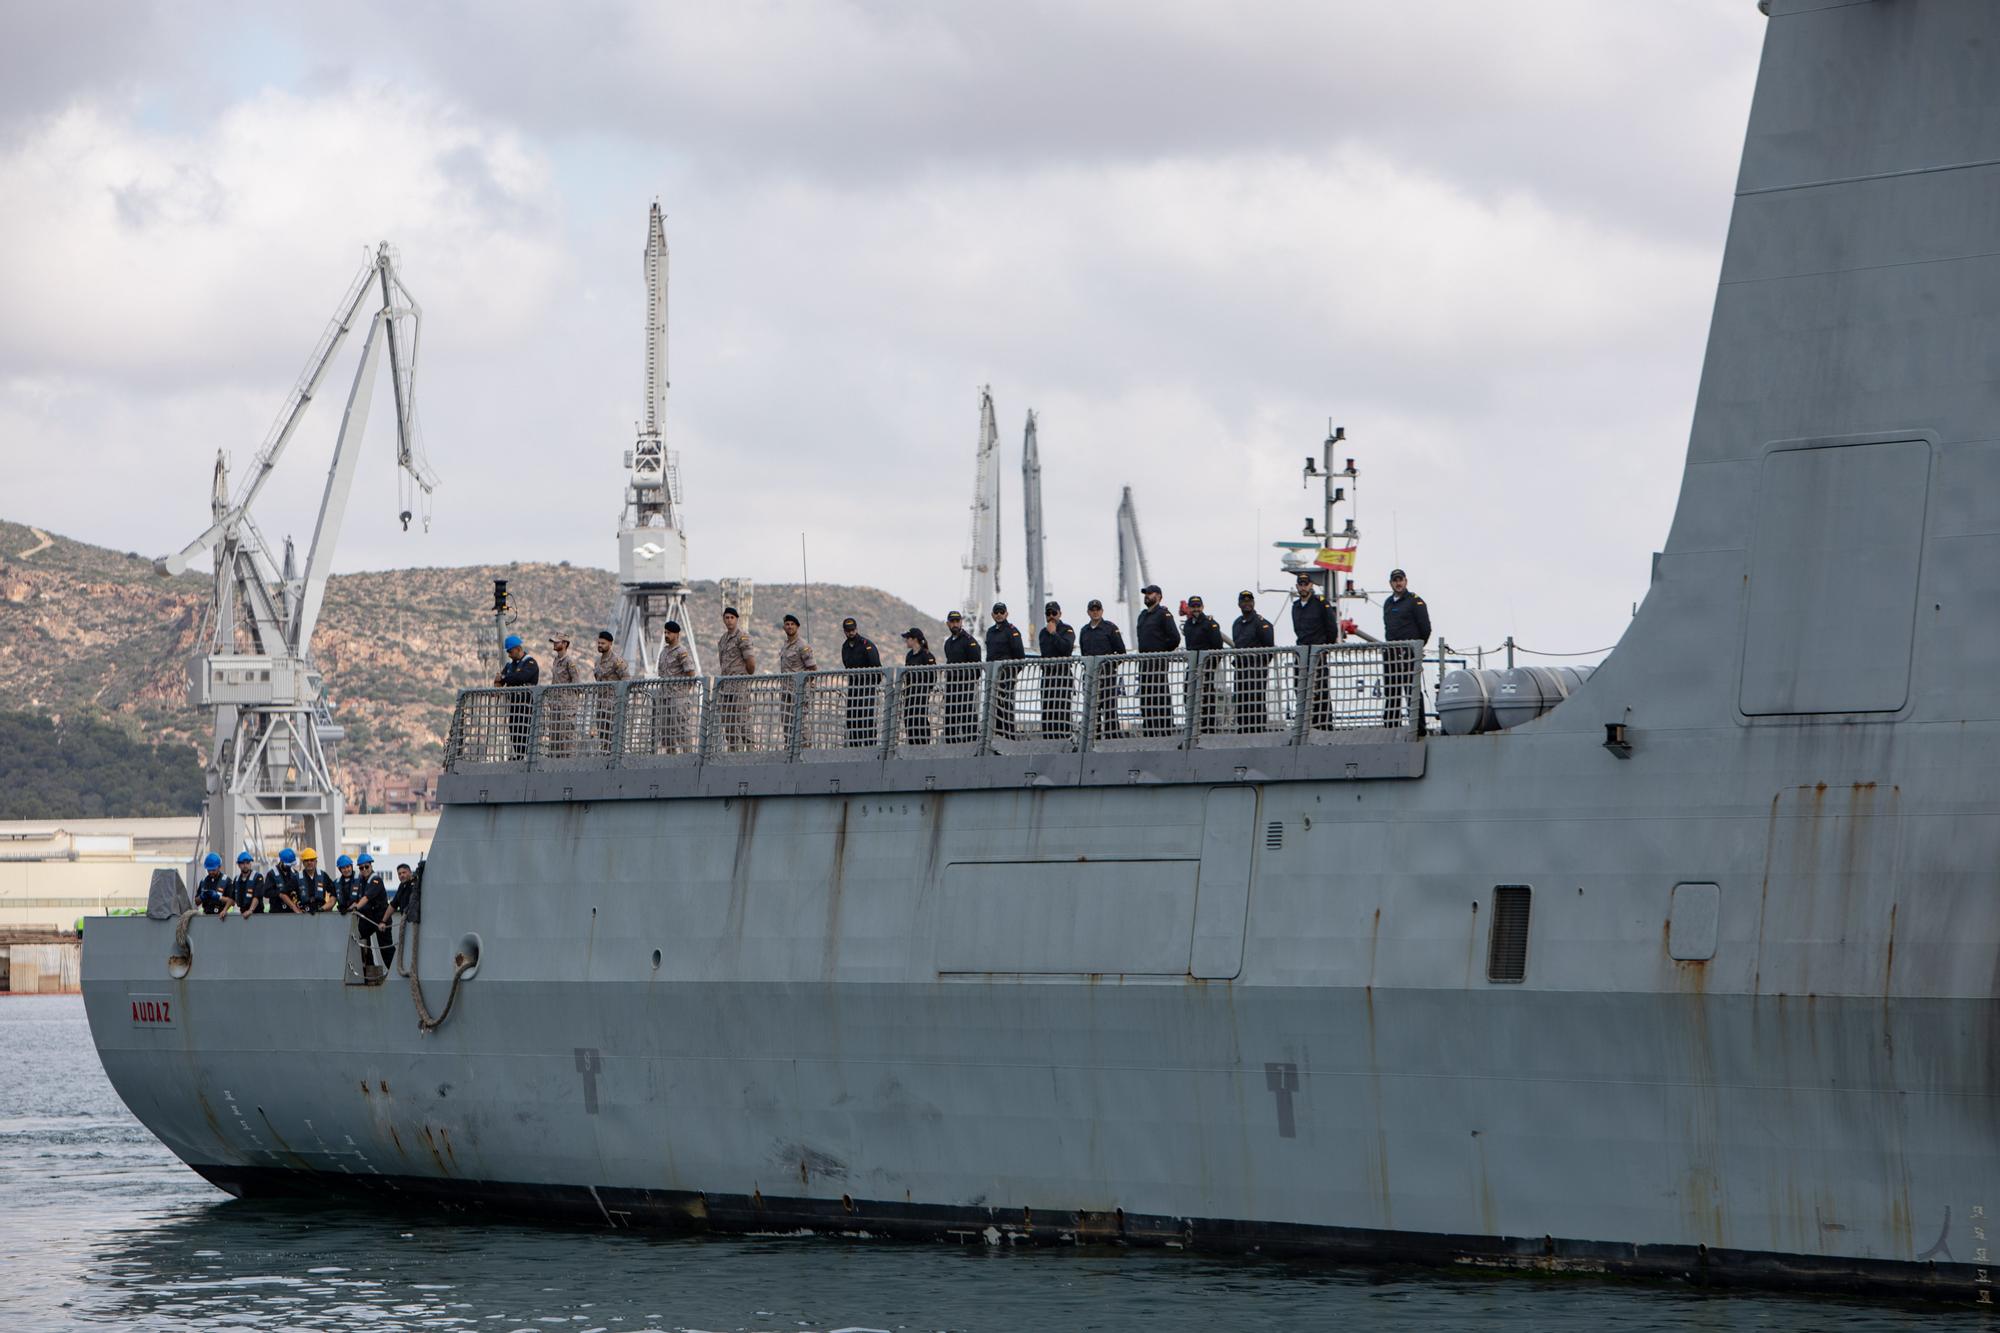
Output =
[
  {"x1": 613, "y1": 202, "x2": 695, "y2": 675},
  {"x1": 1021, "y1": 409, "x2": 1048, "y2": 618},
  {"x1": 961, "y1": 386, "x2": 1002, "y2": 617},
  {"x1": 1115, "y1": 484, "x2": 1150, "y2": 632}
]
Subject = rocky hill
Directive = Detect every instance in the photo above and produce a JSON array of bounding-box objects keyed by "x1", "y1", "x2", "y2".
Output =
[{"x1": 0, "y1": 518, "x2": 947, "y2": 808}]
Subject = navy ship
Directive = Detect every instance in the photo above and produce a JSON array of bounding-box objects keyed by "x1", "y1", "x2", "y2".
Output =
[{"x1": 83, "y1": 0, "x2": 2000, "y2": 1304}]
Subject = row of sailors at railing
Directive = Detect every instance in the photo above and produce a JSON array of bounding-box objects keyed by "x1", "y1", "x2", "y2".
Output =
[
  {"x1": 491, "y1": 569, "x2": 1432, "y2": 691},
  {"x1": 191, "y1": 848, "x2": 408, "y2": 968},
  {"x1": 476, "y1": 569, "x2": 1435, "y2": 756}
]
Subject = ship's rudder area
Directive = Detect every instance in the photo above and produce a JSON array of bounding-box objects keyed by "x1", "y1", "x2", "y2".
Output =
[{"x1": 180, "y1": 1163, "x2": 1998, "y2": 1300}]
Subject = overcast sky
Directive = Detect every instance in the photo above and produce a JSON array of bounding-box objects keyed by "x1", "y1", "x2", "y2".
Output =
[{"x1": 0, "y1": 1, "x2": 1763, "y2": 657}]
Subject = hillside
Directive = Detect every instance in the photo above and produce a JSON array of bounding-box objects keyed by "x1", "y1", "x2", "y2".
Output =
[
  {"x1": 0, "y1": 518, "x2": 947, "y2": 808},
  {"x1": 0, "y1": 708, "x2": 203, "y2": 819}
]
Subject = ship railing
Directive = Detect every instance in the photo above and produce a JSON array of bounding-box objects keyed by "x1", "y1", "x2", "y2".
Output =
[
  {"x1": 441, "y1": 643, "x2": 1421, "y2": 775},
  {"x1": 986, "y1": 657, "x2": 1086, "y2": 753},
  {"x1": 1190, "y1": 646, "x2": 1300, "y2": 747},
  {"x1": 1082, "y1": 652, "x2": 1194, "y2": 750},
  {"x1": 797, "y1": 667, "x2": 892, "y2": 760},
  {"x1": 618, "y1": 678, "x2": 705, "y2": 767},
  {"x1": 704, "y1": 673, "x2": 796, "y2": 763}
]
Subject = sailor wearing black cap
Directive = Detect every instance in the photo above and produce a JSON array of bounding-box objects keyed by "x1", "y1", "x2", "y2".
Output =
[
  {"x1": 1079, "y1": 598, "x2": 1127, "y2": 739},
  {"x1": 1292, "y1": 572, "x2": 1340, "y2": 731},
  {"x1": 1134, "y1": 584, "x2": 1180, "y2": 738},
  {"x1": 901, "y1": 628, "x2": 937, "y2": 745},
  {"x1": 1038, "y1": 601, "x2": 1076, "y2": 739},
  {"x1": 941, "y1": 612, "x2": 981, "y2": 744},
  {"x1": 1231, "y1": 591, "x2": 1276, "y2": 732},
  {"x1": 840, "y1": 618, "x2": 882, "y2": 748},
  {"x1": 985, "y1": 602, "x2": 1026, "y2": 739},
  {"x1": 1381, "y1": 568, "x2": 1431, "y2": 734},
  {"x1": 1181, "y1": 595, "x2": 1227, "y2": 731}
]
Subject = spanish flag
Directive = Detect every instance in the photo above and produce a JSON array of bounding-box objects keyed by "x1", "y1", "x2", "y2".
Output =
[{"x1": 1314, "y1": 546, "x2": 1357, "y2": 572}]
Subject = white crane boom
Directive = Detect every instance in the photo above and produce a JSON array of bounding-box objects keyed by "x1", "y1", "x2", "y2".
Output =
[
  {"x1": 961, "y1": 386, "x2": 1002, "y2": 617},
  {"x1": 157, "y1": 242, "x2": 438, "y2": 871},
  {"x1": 1116, "y1": 484, "x2": 1151, "y2": 632},
  {"x1": 1022, "y1": 409, "x2": 1047, "y2": 618}
]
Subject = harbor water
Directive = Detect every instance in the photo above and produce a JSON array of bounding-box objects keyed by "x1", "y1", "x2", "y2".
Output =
[{"x1": 0, "y1": 995, "x2": 1961, "y2": 1331}]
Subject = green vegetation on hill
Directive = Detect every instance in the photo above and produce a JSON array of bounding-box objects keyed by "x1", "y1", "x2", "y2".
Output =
[{"x1": 0, "y1": 709, "x2": 203, "y2": 819}]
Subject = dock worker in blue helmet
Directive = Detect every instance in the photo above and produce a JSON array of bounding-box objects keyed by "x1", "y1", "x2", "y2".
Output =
[
  {"x1": 265, "y1": 848, "x2": 302, "y2": 914},
  {"x1": 229, "y1": 851, "x2": 262, "y2": 915},
  {"x1": 493, "y1": 634, "x2": 539, "y2": 761},
  {"x1": 351, "y1": 856, "x2": 396, "y2": 973},
  {"x1": 333, "y1": 854, "x2": 363, "y2": 914},
  {"x1": 195, "y1": 854, "x2": 231, "y2": 915}
]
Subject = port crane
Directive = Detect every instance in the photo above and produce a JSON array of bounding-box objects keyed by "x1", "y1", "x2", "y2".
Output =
[{"x1": 157, "y1": 243, "x2": 437, "y2": 864}]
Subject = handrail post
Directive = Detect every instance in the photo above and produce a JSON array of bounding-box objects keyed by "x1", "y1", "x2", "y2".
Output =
[
  {"x1": 697, "y1": 678, "x2": 718, "y2": 762},
  {"x1": 786, "y1": 671, "x2": 807, "y2": 761},
  {"x1": 1290, "y1": 647, "x2": 1314, "y2": 745},
  {"x1": 1178, "y1": 650, "x2": 1200, "y2": 749},
  {"x1": 523, "y1": 687, "x2": 546, "y2": 771},
  {"x1": 1079, "y1": 656, "x2": 1100, "y2": 753},
  {"x1": 977, "y1": 660, "x2": 997, "y2": 756},
  {"x1": 608, "y1": 681, "x2": 630, "y2": 770},
  {"x1": 882, "y1": 665, "x2": 901, "y2": 758}
]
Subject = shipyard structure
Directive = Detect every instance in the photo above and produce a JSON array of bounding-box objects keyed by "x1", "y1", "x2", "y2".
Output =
[{"x1": 82, "y1": 1, "x2": 2000, "y2": 1305}]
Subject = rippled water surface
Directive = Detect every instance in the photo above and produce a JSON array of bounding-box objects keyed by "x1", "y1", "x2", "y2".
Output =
[{"x1": 0, "y1": 995, "x2": 1973, "y2": 1330}]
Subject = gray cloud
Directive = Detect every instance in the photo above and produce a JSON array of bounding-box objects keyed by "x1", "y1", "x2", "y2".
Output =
[{"x1": 0, "y1": 2, "x2": 1763, "y2": 658}]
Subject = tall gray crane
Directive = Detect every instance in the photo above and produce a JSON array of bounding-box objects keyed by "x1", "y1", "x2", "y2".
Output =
[
  {"x1": 157, "y1": 243, "x2": 436, "y2": 866},
  {"x1": 1116, "y1": 484, "x2": 1150, "y2": 632},
  {"x1": 613, "y1": 202, "x2": 695, "y2": 676},
  {"x1": 1021, "y1": 410, "x2": 1048, "y2": 619},
  {"x1": 960, "y1": 387, "x2": 1002, "y2": 617}
]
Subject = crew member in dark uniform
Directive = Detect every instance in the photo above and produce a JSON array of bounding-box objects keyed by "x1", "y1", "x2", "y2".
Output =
[
  {"x1": 266, "y1": 848, "x2": 303, "y2": 914},
  {"x1": 332, "y1": 854, "x2": 363, "y2": 913},
  {"x1": 941, "y1": 611, "x2": 982, "y2": 744},
  {"x1": 228, "y1": 852, "x2": 262, "y2": 916},
  {"x1": 494, "y1": 634, "x2": 539, "y2": 761},
  {"x1": 1079, "y1": 598, "x2": 1127, "y2": 740},
  {"x1": 297, "y1": 849, "x2": 333, "y2": 915},
  {"x1": 195, "y1": 854, "x2": 230, "y2": 914},
  {"x1": 901, "y1": 628, "x2": 937, "y2": 745},
  {"x1": 839, "y1": 618, "x2": 882, "y2": 748},
  {"x1": 985, "y1": 603, "x2": 1026, "y2": 739},
  {"x1": 1381, "y1": 567, "x2": 1432, "y2": 734},
  {"x1": 1038, "y1": 601, "x2": 1076, "y2": 740},
  {"x1": 1181, "y1": 595, "x2": 1227, "y2": 732},
  {"x1": 1291, "y1": 572, "x2": 1341, "y2": 731},
  {"x1": 1230, "y1": 590, "x2": 1276, "y2": 732},
  {"x1": 351, "y1": 860, "x2": 396, "y2": 973},
  {"x1": 1134, "y1": 584, "x2": 1181, "y2": 739}
]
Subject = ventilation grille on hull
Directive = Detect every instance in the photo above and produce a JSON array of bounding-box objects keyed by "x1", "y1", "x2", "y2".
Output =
[
  {"x1": 1265, "y1": 821, "x2": 1284, "y2": 850},
  {"x1": 1487, "y1": 886, "x2": 1532, "y2": 982}
]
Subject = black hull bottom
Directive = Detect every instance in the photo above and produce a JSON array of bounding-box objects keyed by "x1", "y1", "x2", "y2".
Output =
[{"x1": 195, "y1": 1164, "x2": 1989, "y2": 1306}]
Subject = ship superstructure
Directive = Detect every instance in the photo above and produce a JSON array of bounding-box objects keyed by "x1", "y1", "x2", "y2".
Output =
[{"x1": 84, "y1": 2, "x2": 2000, "y2": 1306}]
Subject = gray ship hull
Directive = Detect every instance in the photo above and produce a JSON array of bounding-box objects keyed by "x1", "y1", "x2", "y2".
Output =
[{"x1": 82, "y1": 0, "x2": 2000, "y2": 1306}]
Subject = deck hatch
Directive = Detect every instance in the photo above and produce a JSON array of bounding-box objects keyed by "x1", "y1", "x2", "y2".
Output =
[{"x1": 1487, "y1": 886, "x2": 1532, "y2": 983}]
